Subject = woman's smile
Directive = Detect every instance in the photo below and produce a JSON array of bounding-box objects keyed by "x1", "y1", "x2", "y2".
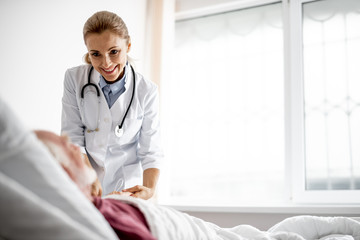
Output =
[
  {"x1": 103, "y1": 66, "x2": 116, "y2": 72},
  {"x1": 102, "y1": 65, "x2": 118, "y2": 75}
]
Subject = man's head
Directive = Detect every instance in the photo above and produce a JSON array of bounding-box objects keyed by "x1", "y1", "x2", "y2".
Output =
[{"x1": 34, "y1": 130, "x2": 97, "y2": 199}]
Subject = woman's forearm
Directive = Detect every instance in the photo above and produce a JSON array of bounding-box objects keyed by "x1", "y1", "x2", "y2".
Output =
[{"x1": 143, "y1": 168, "x2": 160, "y2": 190}]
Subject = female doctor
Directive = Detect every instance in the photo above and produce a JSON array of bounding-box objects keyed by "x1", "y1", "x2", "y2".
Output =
[{"x1": 61, "y1": 11, "x2": 163, "y2": 200}]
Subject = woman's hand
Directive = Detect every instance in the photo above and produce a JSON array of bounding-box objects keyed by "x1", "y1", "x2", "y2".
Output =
[
  {"x1": 122, "y1": 168, "x2": 160, "y2": 200},
  {"x1": 119, "y1": 168, "x2": 160, "y2": 200},
  {"x1": 122, "y1": 185, "x2": 154, "y2": 200}
]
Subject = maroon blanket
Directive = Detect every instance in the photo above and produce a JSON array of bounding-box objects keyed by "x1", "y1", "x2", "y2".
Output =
[{"x1": 92, "y1": 197, "x2": 156, "y2": 240}]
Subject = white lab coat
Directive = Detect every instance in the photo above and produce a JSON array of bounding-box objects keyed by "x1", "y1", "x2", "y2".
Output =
[{"x1": 61, "y1": 64, "x2": 163, "y2": 195}]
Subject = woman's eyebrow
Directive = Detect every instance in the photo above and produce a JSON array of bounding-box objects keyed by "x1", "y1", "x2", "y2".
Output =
[{"x1": 108, "y1": 46, "x2": 119, "y2": 51}]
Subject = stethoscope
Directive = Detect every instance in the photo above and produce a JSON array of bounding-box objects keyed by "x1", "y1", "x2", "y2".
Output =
[{"x1": 80, "y1": 65, "x2": 136, "y2": 137}]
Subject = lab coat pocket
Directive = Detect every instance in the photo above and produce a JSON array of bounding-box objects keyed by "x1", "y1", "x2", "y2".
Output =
[
  {"x1": 123, "y1": 162, "x2": 142, "y2": 189},
  {"x1": 122, "y1": 114, "x2": 144, "y2": 140}
]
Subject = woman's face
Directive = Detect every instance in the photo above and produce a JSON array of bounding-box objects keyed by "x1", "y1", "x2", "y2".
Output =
[{"x1": 85, "y1": 30, "x2": 131, "y2": 82}]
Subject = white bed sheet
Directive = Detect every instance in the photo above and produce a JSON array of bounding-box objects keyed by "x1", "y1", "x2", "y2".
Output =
[{"x1": 106, "y1": 194, "x2": 360, "y2": 240}]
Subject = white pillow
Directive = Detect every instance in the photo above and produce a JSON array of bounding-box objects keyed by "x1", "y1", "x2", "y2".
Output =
[
  {"x1": 268, "y1": 215, "x2": 360, "y2": 240},
  {"x1": 0, "y1": 97, "x2": 117, "y2": 239},
  {"x1": 0, "y1": 172, "x2": 101, "y2": 240}
]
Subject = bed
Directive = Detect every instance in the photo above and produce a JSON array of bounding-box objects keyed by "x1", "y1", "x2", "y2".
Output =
[
  {"x1": 105, "y1": 194, "x2": 360, "y2": 240},
  {"x1": 0, "y1": 96, "x2": 359, "y2": 240}
]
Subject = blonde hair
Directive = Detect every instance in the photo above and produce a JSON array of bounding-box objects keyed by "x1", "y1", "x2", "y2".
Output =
[{"x1": 83, "y1": 11, "x2": 131, "y2": 64}]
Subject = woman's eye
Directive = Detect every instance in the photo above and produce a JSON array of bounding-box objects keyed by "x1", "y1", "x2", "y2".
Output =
[
  {"x1": 110, "y1": 50, "x2": 119, "y2": 55},
  {"x1": 91, "y1": 52, "x2": 100, "y2": 57}
]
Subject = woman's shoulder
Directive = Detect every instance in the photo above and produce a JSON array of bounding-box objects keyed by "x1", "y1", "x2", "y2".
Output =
[
  {"x1": 63, "y1": 64, "x2": 92, "y2": 87},
  {"x1": 134, "y1": 71, "x2": 158, "y2": 92},
  {"x1": 66, "y1": 64, "x2": 92, "y2": 74}
]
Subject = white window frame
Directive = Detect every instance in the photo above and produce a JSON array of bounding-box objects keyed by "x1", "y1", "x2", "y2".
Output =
[
  {"x1": 287, "y1": 0, "x2": 360, "y2": 204},
  {"x1": 175, "y1": 0, "x2": 281, "y2": 21}
]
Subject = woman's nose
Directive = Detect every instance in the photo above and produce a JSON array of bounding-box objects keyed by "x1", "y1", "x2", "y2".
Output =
[{"x1": 102, "y1": 55, "x2": 111, "y2": 67}]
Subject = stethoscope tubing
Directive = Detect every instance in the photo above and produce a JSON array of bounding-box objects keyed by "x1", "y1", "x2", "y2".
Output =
[
  {"x1": 118, "y1": 66, "x2": 136, "y2": 130},
  {"x1": 81, "y1": 66, "x2": 100, "y2": 98},
  {"x1": 80, "y1": 65, "x2": 136, "y2": 135}
]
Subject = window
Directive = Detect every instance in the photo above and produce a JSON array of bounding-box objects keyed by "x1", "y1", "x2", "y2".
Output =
[
  {"x1": 159, "y1": 0, "x2": 360, "y2": 206},
  {"x1": 291, "y1": 0, "x2": 360, "y2": 203},
  {"x1": 304, "y1": 0, "x2": 360, "y2": 191},
  {"x1": 160, "y1": 2, "x2": 285, "y2": 206}
]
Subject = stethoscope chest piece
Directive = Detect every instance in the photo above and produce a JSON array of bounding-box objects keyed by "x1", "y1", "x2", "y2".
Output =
[{"x1": 115, "y1": 125, "x2": 124, "y2": 137}]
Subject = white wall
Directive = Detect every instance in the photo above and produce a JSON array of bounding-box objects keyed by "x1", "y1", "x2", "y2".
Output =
[{"x1": 0, "y1": 0, "x2": 147, "y2": 133}]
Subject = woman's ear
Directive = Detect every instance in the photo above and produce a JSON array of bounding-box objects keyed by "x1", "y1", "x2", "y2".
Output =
[
  {"x1": 84, "y1": 53, "x2": 92, "y2": 64},
  {"x1": 127, "y1": 41, "x2": 131, "y2": 53}
]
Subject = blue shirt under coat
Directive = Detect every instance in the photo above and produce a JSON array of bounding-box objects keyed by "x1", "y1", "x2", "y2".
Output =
[{"x1": 98, "y1": 63, "x2": 129, "y2": 108}]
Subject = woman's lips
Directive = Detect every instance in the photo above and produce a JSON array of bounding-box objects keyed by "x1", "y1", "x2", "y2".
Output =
[{"x1": 102, "y1": 65, "x2": 117, "y2": 74}]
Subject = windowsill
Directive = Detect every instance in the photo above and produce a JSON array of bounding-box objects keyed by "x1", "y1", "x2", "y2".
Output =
[{"x1": 162, "y1": 204, "x2": 360, "y2": 215}]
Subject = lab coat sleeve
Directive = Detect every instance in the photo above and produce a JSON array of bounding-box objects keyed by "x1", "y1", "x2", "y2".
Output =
[
  {"x1": 61, "y1": 69, "x2": 86, "y2": 152},
  {"x1": 138, "y1": 83, "x2": 163, "y2": 171}
]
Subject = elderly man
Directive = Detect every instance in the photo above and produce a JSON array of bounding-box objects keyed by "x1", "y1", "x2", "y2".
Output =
[{"x1": 34, "y1": 130, "x2": 156, "y2": 240}]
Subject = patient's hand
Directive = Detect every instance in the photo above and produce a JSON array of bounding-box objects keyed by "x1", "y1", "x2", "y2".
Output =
[
  {"x1": 107, "y1": 191, "x2": 132, "y2": 197},
  {"x1": 91, "y1": 178, "x2": 102, "y2": 197},
  {"x1": 82, "y1": 154, "x2": 102, "y2": 197}
]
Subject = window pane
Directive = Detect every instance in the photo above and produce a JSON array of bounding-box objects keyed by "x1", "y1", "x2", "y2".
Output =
[
  {"x1": 303, "y1": 0, "x2": 360, "y2": 190},
  {"x1": 160, "y1": 3, "x2": 285, "y2": 205}
]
